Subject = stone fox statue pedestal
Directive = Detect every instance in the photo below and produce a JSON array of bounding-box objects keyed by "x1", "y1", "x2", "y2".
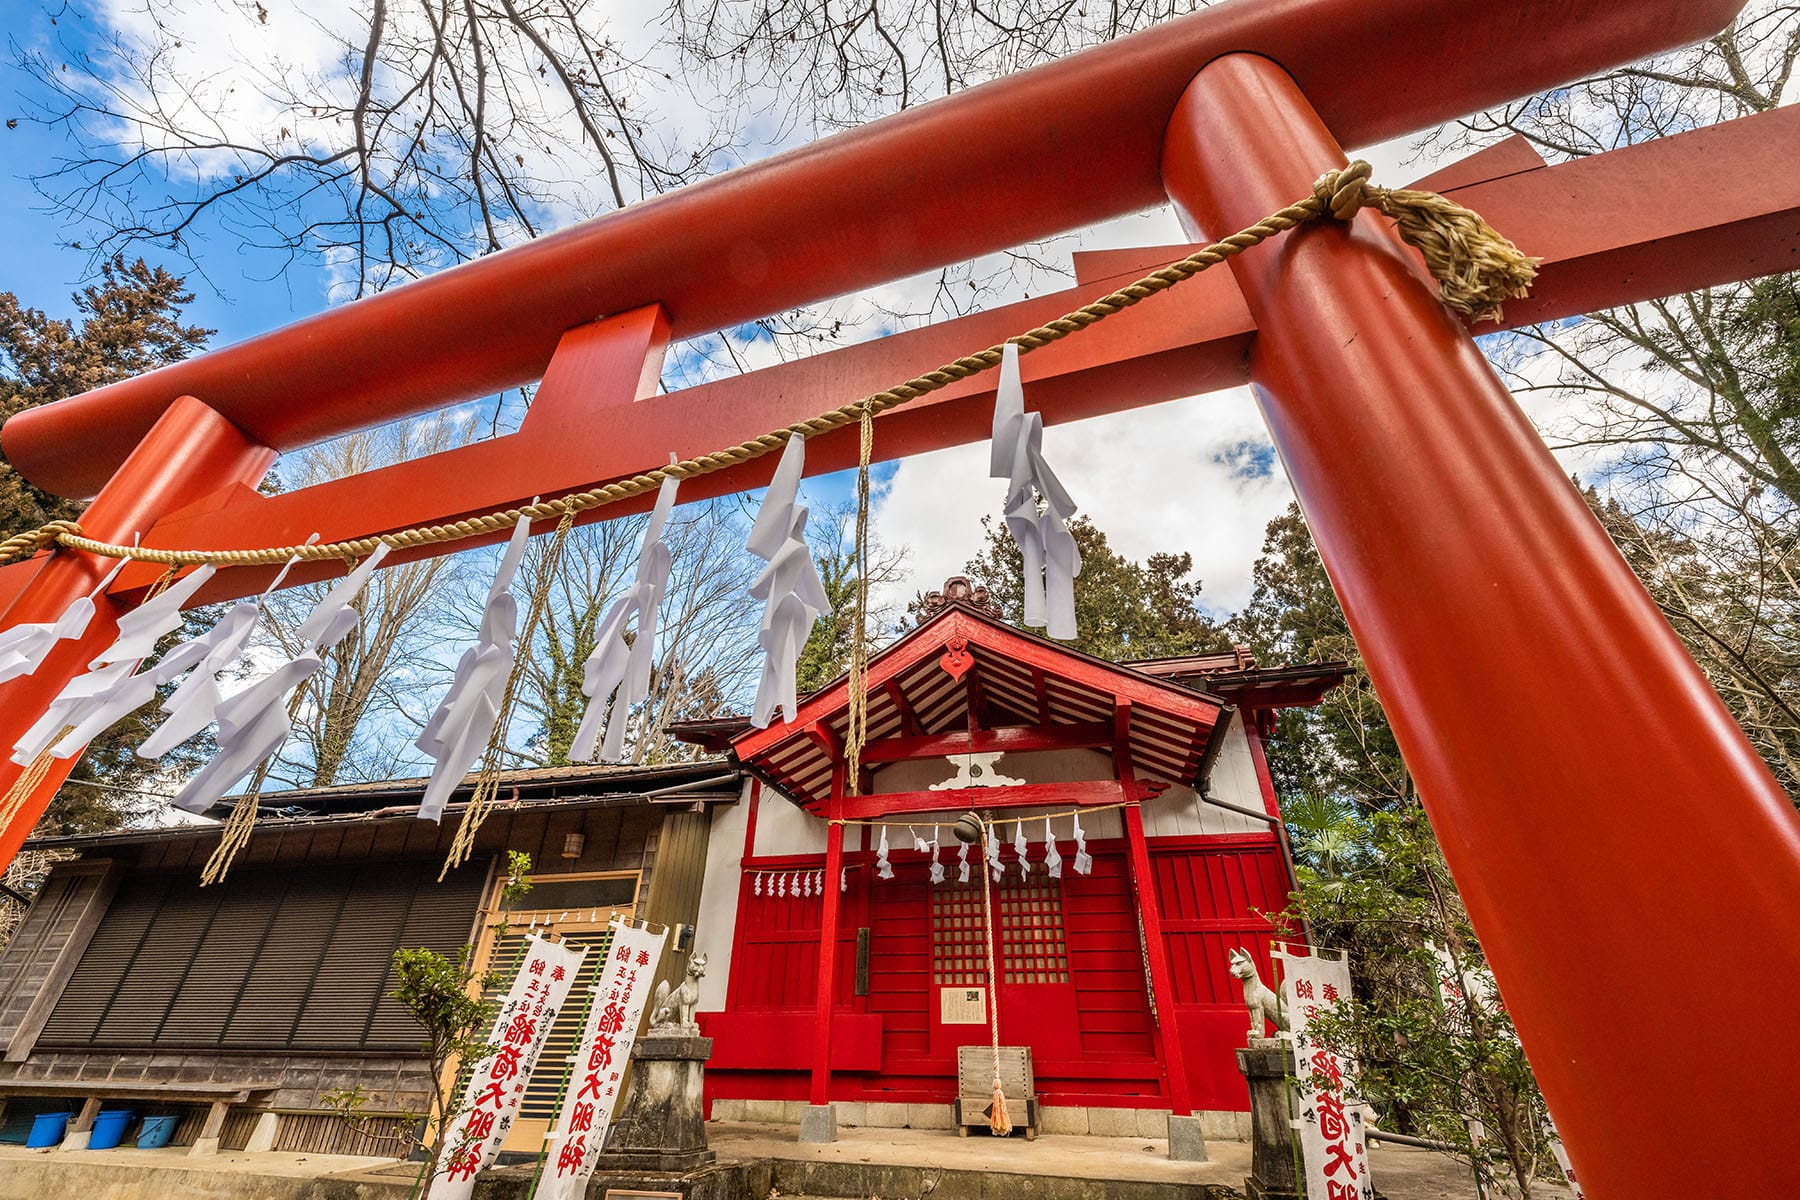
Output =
[
  {"x1": 600, "y1": 1032, "x2": 717, "y2": 1172},
  {"x1": 1237, "y1": 1037, "x2": 1299, "y2": 1200}
]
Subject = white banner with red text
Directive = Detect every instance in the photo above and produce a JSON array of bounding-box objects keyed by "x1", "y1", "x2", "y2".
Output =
[
  {"x1": 532, "y1": 918, "x2": 668, "y2": 1200},
  {"x1": 435, "y1": 933, "x2": 587, "y2": 1200},
  {"x1": 1276, "y1": 945, "x2": 1373, "y2": 1200}
]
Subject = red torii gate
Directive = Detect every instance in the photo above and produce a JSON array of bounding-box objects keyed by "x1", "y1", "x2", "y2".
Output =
[{"x1": 1, "y1": 0, "x2": 1797, "y2": 1192}]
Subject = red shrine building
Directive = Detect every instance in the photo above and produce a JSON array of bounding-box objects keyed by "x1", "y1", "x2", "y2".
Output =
[{"x1": 677, "y1": 582, "x2": 1346, "y2": 1137}]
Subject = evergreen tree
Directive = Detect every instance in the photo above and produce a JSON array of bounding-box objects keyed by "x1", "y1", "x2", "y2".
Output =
[{"x1": 0, "y1": 259, "x2": 216, "y2": 832}]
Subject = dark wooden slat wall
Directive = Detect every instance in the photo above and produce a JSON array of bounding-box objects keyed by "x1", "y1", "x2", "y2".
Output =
[
  {"x1": 0, "y1": 861, "x2": 119, "y2": 1057},
  {"x1": 12, "y1": 799, "x2": 675, "y2": 1053}
]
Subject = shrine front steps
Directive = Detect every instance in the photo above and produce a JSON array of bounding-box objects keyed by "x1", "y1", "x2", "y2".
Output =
[
  {"x1": 708, "y1": 1099, "x2": 1254, "y2": 1143},
  {"x1": 474, "y1": 1156, "x2": 1240, "y2": 1200}
]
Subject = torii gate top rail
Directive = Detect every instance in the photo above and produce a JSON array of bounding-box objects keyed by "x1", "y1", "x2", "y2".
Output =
[{"x1": 1, "y1": 0, "x2": 1742, "y2": 500}]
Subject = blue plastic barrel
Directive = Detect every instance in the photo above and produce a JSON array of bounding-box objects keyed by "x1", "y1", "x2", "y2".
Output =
[
  {"x1": 87, "y1": 1110, "x2": 134, "y2": 1150},
  {"x1": 25, "y1": 1112, "x2": 72, "y2": 1148},
  {"x1": 135, "y1": 1115, "x2": 179, "y2": 1149}
]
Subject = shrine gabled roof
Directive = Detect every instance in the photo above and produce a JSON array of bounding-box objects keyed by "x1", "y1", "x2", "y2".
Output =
[{"x1": 691, "y1": 602, "x2": 1234, "y2": 812}]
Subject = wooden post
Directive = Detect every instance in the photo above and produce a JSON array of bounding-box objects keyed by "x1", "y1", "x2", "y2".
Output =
[
  {"x1": 189, "y1": 1099, "x2": 230, "y2": 1156},
  {"x1": 70, "y1": 1095, "x2": 102, "y2": 1133}
]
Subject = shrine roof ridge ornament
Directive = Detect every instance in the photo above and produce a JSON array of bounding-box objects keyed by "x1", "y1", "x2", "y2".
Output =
[{"x1": 1, "y1": 0, "x2": 1745, "y2": 499}]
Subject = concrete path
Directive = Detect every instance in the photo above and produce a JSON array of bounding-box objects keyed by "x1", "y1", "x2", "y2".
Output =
[{"x1": 707, "y1": 1121, "x2": 1574, "y2": 1199}]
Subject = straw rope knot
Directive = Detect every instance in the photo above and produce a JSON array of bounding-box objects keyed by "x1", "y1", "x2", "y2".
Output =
[
  {"x1": 0, "y1": 520, "x2": 83, "y2": 563},
  {"x1": 1313, "y1": 159, "x2": 1374, "y2": 221},
  {"x1": 1314, "y1": 158, "x2": 1540, "y2": 324}
]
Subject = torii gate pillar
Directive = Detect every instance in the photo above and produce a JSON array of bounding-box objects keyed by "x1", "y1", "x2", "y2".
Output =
[
  {"x1": 1163, "y1": 54, "x2": 1800, "y2": 1197},
  {"x1": 0, "y1": 396, "x2": 273, "y2": 865}
]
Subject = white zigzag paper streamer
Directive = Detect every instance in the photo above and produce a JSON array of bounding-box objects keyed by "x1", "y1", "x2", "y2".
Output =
[
  {"x1": 415, "y1": 514, "x2": 532, "y2": 822},
  {"x1": 746, "y1": 436, "x2": 831, "y2": 728},
  {"x1": 14, "y1": 564, "x2": 218, "y2": 765},
  {"x1": 571, "y1": 472, "x2": 680, "y2": 762},
  {"x1": 168, "y1": 547, "x2": 390, "y2": 815},
  {"x1": 990, "y1": 343, "x2": 1081, "y2": 639},
  {"x1": 0, "y1": 556, "x2": 130, "y2": 687}
]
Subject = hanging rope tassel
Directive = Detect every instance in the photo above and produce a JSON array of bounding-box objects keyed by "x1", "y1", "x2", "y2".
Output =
[
  {"x1": 0, "y1": 728, "x2": 72, "y2": 836},
  {"x1": 1313, "y1": 161, "x2": 1540, "y2": 324},
  {"x1": 977, "y1": 818, "x2": 1012, "y2": 1136},
  {"x1": 201, "y1": 758, "x2": 274, "y2": 886},
  {"x1": 843, "y1": 404, "x2": 876, "y2": 793}
]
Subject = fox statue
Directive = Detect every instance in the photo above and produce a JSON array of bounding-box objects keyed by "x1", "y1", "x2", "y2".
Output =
[
  {"x1": 1228, "y1": 947, "x2": 1288, "y2": 1038},
  {"x1": 651, "y1": 952, "x2": 707, "y2": 1031}
]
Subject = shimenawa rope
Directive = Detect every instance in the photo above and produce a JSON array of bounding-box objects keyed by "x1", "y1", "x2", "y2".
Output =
[{"x1": 0, "y1": 162, "x2": 1536, "y2": 576}]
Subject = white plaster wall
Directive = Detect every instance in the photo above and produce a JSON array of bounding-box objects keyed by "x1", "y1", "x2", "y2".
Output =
[
  {"x1": 865, "y1": 725, "x2": 1272, "y2": 840},
  {"x1": 752, "y1": 790, "x2": 830, "y2": 856},
  {"x1": 1204, "y1": 710, "x2": 1273, "y2": 819},
  {"x1": 693, "y1": 781, "x2": 751, "y2": 1012}
]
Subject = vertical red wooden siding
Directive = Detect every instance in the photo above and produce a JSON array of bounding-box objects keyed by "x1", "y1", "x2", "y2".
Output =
[
  {"x1": 1148, "y1": 835, "x2": 1288, "y2": 1111},
  {"x1": 714, "y1": 835, "x2": 1286, "y2": 1111}
]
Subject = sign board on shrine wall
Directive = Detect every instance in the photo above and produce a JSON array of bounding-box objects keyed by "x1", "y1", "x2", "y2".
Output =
[{"x1": 940, "y1": 986, "x2": 987, "y2": 1024}]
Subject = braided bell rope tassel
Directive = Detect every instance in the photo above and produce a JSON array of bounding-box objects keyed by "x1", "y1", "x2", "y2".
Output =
[{"x1": 977, "y1": 817, "x2": 1012, "y2": 1136}]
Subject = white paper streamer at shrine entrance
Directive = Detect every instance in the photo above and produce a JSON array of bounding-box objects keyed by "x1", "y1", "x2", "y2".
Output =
[
  {"x1": 746, "y1": 435, "x2": 831, "y2": 728},
  {"x1": 533, "y1": 920, "x2": 667, "y2": 1200},
  {"x1": 13, "y1": 563, "x2": 217, "y2": 765},
  {"x1": 1043, "y1": 817, "x2": 1064, "y2": 878},
  {"x1": 436, "y1": 933, "x2": 586, "y2": 1200},
  {"x1": 0, "y1": 555, "x2": 128, "y2": 687},
  {"x1": 990, "y1": 342, "x2": 1081, "y2": 640},
  {"x1": 571, "y1": 472, "x2": 680, "y2": 763},
  {"x1": 416, "y1": 513, "x2": 532, "y2": 821},
  {"x1": 1276, "y1": 946, "x2": 1372, "y2": 1200},
  {"x1": 164, "y1": 546, "x2": 390, "y2": 815}
]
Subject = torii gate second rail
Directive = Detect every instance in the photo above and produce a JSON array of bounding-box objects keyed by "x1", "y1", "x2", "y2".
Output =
[{"x1": 3, "y1": 1, "x2": 1797, "y2": 1195}]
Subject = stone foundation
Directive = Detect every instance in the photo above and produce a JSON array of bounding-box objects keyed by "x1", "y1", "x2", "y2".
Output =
[{"x1": 708, "y1": 1100, "x2": 1252, "y2": 1141}]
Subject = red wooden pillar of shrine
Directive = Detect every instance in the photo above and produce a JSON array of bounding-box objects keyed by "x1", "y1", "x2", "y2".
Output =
[
  {"x1": 806, "y1": 763, "x2": 848, "y2": 1135},
  {"x1": 1113, "y1": 702, "x2": 1192, "y2": 1117},
  {"x1": 1162, "y1": 54, "x2": 1800, "y2": 1197},
  {"x1": 0, "y1": 397, "x2": 273, "y2": 864}
]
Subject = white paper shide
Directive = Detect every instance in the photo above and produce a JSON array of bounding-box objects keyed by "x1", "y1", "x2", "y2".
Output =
[
  {"x1": 746, "y1": 436, "x2": 831, "y2": 728},
  {"x1": 989, "y1": 343, "x2": 1081, "y2": 640}
]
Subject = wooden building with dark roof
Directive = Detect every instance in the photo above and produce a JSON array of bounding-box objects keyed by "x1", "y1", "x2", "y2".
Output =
[{"x1": 0, "y1": 760, "x2": 738, "y2": 1155}]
